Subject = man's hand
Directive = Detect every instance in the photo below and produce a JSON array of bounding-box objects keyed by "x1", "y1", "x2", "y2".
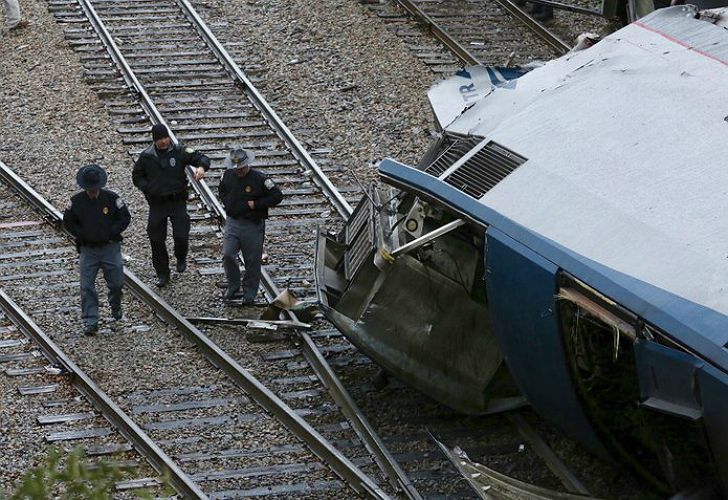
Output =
[
  {"x1": 247, "y1": 200, "x2": 255, "y2": 209},
  {"x1": 194, "y1": 166, "x2": 206, "y2": 181}
]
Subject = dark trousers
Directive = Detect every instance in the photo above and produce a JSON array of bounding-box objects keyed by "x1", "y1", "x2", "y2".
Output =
[
  {"x1": 79, "y1": 242, "x2": 123, "y2": 327},
  {"x1": 146, "y1": 200, "x2": 190, "y2": 277}
]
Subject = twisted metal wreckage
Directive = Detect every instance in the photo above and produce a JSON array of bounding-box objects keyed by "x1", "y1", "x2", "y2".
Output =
[{"x1": 316, "y1": 6, "x2": 728, "y2": 496}]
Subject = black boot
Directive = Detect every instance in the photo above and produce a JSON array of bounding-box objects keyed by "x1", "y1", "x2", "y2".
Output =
[
  {"x1": 372, "y1": 369, "x2": 390, "y2": 390},
  {"x1": 173, "y1": 237, "x2": 188, "y2": 269},
  {"x1": 532, "y1": 3, "x2": 553, "y2": 21}
]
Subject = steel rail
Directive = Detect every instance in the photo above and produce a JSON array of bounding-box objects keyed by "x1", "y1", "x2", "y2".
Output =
[
  {"x1": 174, "y1": 156, "x2": 411, "y2": 498},
  {"x1": 297, "y1": 328, "x2": 424, "y2": 500},
  {"x1": 251, "y1": 246, "x2": 422, "y2": 499},
  {"x1": 393, "y1": 0, "x2": 482, "y2": 66},
  {"x1": 181, "y1": 144, "x2": 424, "y2": 496},
  {"x1": 492, "y1": 0, "x2": 571, "y2": 54},
  {"x1": 508, "y1": 414, "x2": 591, "y2": 495},
  {"x1": 0, "y1": 160, "x2": 387, "y2": 499},
  {"x1": 175, "y1": 0, "x2": 354, "y2": 220},
  {"x1": 67, "y1": 0, "x2": 411, "y2": 495},
  {"x1": 149, "y1": 1, "x2": 418, "y2": 495},
  {"x1": 122, "y1": 272, "x2": 389, "y2": 500},
  {"x1": 0, "y1": 248, "x2": 205, "y2": 500},
  {"x1": 394, "y1": 0, "x2": 570, "y2": 59},
  {"x1": 0, "y1": 160, "x2": 64, "y2": 223},
  {"x1": 74, "y1": 0, "x2": 226, "y2": 220}
]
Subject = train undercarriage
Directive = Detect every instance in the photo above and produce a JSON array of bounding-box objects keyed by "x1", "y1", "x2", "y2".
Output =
[{"x1": 315, "y1": 184, "x2": 501, "y2": 414}]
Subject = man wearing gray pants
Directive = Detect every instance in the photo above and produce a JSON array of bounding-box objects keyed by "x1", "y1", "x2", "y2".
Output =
[
  {"x1": 63, "y1": 165, "x2": 131, "y2": 335},
  {"x1": 3, "y1": 0, "x2": 27, "y2": 30},
  {"x1": 218, "y1": 147, "x2": 283, "y2": 304}
]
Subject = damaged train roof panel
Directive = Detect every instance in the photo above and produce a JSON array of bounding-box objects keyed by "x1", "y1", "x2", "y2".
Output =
[{"x1": 392, "y1": 6, "x2": 728, "y2": 368}]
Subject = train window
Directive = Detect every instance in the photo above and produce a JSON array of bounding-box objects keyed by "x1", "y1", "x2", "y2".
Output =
[
  {"x1": 557, "y1": 285, "x2": 636, "y2": 341},
  {"x1": 558, "y1": 274, "x2": 715, "y2": 492}
]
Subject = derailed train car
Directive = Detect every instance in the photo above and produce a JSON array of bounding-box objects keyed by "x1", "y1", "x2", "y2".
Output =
[{"x1": 316, "y1": 6, "x2": 728, "y2": 494}]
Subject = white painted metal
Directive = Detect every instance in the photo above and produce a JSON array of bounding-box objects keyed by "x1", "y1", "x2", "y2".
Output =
[{"x1": 444, "y1": 7, "x2": 728, "y2": 326}]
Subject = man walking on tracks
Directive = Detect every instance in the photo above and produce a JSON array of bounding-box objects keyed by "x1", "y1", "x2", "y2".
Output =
[
  {"x1": 132, "y1": 123, "x2": 210, "y2": 287},
  {"x1": 219, "y1": 147, "x2": 283, "y2": 304},
  {"x1": 63, "y1": 164, "x2": 131, "y2": 336}
]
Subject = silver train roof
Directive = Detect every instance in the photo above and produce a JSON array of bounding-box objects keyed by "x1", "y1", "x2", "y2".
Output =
[
  {"x1": 454, "y1": 7, "x2": 728, "y2": 319},
  {"x1": 382, "y1": 6, "x2": 728, "y2": 366}
]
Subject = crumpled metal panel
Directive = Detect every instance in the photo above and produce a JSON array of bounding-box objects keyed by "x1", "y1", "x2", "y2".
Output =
[
  {"x1": 314, "y1": 184, "x2": 502, "y2": 414},
  {"x1": 427, "y1": 65, "x2": 527, "y2": 129},
  {"x1": 317, "y1": 239, "x2": 502, "y2": 414}
]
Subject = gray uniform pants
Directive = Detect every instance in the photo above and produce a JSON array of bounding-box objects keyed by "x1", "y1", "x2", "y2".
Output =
[
  {"x1": 223, "y1": 217, "x2": 265, "y2": 302},
  {"x1": 3, "y1": 0, "x2": 20, "y2": 28},
  {"x1": 79, "y1": 242, "x2": 124, "y2": 327}
]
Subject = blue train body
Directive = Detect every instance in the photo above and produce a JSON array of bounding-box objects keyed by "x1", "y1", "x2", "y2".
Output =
[{"x1": 317, "y1": 6, "x2": 728, "y2": 493}]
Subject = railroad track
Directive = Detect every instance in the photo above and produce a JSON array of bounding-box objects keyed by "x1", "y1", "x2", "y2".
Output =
[
  {"x1": 364, "y1": 0, "x2": 563, "y2": 72},
  {"x1": 0, "y1": 182, "x2": 182, "y2": 497},
  {"x1": 0, "y1": 134, "x2": 594, "y2": 500},
  {"x1": 43, "y1": 0, "x2": 423, "y2": 496},
  {"x1": 43, "y1": 0, "x2": 524, "y2": 495},
  {"x1": 0, "y1": 298, "x2": 163, "y2": 496},
  {"x1": 0, "y1": 163, "x2": 391, "y2": 498},
  {"x1": 363, "y1": 0, "x2": 615, "y2": 73},
  {"x1": 0, "y1": 0, "x2": 643, "y2": 498},
  {"x1": 3, "y1": 0, "x2": 414, "y2": 495}
]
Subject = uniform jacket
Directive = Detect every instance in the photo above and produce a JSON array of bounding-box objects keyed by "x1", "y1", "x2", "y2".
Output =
[
  {"x1": 63, "y1": 189, "x2": 131, "y2": 247},
  {"x1": 218, "y1": 169, "x2": 283, "y2": 221},
  {"x1": 132, "y1": 143, "x2": 210, "y2": 204}
]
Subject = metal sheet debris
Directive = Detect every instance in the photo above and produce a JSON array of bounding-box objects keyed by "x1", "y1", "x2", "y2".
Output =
[{"x1": 432, "y1": 437, "x2": 600, "y2": 499}]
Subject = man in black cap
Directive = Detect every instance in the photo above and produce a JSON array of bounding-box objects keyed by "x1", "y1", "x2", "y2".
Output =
[
  {"x1": 132, "y1": 123, "x2": 210, "y2": 287},
  {"x1": 64, "y1": 164, "x2": 131, "y2": 335},
  {"x1": 219, "y1": 147, "x2": 283, "y2": 303}
]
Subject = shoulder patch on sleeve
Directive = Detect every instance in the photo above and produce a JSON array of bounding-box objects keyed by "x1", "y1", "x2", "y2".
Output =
[
  {"x1": 264, "y1": 178, "x2": 275, "y2": 190},
  {"x1": 185, "y1": 147, "x2": 195, "y2": 154}
]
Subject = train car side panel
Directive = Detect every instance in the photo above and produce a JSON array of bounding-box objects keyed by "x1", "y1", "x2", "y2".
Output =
[{"x1": 485, "y1": 227, "x2": 610, "y2": 459}]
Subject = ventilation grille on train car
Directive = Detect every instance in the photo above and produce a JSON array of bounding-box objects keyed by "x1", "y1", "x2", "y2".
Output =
[
  {"x1": 344, "y1": 196, "x2": 375, "y2": 281},
  {"x1": 424, "y1": 136, "x2": 483, "y2": 177},
  {"x1": 444, "y1": 141, "x2": 527, "y2": 198}
]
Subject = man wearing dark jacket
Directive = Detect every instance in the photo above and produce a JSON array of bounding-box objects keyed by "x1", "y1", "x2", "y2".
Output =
[
  {"x1": 219, "y1": 147, "x2": 283, "y2": 303},
  {"x1": 132, "y1": 124, "x2": 210, "y2": 287},
  {"x1": 63, "y1": 164, "x2": 131, "y2": 335}
]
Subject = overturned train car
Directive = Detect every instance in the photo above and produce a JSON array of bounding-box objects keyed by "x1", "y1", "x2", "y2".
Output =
[{"x1": 316, "y1": 6, "x2": 728, "y2": 494}]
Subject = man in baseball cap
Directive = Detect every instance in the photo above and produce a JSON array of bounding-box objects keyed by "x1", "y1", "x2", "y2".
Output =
[{"x1": 132, "y1": 123, "x2": 210, "y2": 287}]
